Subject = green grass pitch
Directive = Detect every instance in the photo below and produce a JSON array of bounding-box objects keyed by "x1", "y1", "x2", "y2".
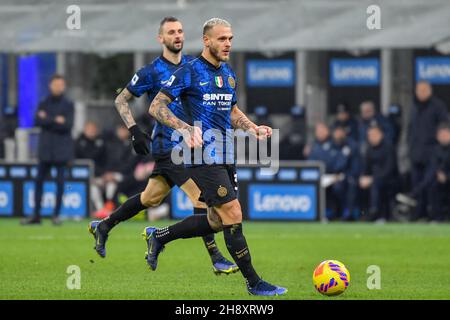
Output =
[{"x1": 1, "y1": 218, "x2": 449, "y2": 300}]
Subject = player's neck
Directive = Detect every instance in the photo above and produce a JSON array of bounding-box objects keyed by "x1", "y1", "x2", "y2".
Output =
[
  {"x1": 201, "y1": 50, "x2": 221, "y2": 68},
  {"x1": 162, "y1": 49, "x2": 182, "y2": 65}
]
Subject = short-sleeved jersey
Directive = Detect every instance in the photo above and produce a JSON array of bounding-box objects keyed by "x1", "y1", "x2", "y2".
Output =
[
  {"x1": 160, "y1": 55, "x2": 238, "y2": 165},
  {"x1": 126, "y1": 55, "x2": 194, "y2": 157}
]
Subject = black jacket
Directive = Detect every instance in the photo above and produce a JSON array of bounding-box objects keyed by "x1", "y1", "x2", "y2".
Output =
[
  {"x1": 35, "y1": 95, "x2": 74, "y2": 163},
  {"x1": 363, "y1": 139, "x2": 397, "y2": 183},
  {"x1": 104, "y1": 136, "x2": 138, "y2": 175},
  {"x1": 412, "y1": 143, "x2": 450, "y2": 195},
  {"x1": 408, "y1": 96, "x2": 449, "y2": 165},
  {"x1": 75, "y1": 134, "x2": 107, "y2": 176}
]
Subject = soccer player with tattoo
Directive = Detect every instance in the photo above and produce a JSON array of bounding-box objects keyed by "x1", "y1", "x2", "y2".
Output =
[
  {"x1": 88, "y1": 16, "x2": 238, "y2": 275},
  {"x1": 144, "y1": 18, "x2": 287, "y2": 296}
]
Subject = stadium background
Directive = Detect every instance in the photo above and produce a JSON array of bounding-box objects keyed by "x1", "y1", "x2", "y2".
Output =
[
  {"x1": 2, "y1": 0, "x2": 450, "y2": 221},
  {"x1": 1, "y1": 0, "x2": 450, "y2": 300}
]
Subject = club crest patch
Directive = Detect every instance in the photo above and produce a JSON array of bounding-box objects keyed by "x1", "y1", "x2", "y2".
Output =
[
  {"x1": 217, "y1": 185, "x2": 228, "y2": 197},
  {"x1": 228, "y1": 76, "x2": 235, "y2": 88}
]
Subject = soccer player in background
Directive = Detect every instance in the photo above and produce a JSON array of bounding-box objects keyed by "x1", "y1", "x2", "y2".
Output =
[
  {"x1": 88, "y1": 17, "x2": 238, "y2": 275},
  {"x1": 144, "y1": 18, "x2": 287, "y2": 296}
]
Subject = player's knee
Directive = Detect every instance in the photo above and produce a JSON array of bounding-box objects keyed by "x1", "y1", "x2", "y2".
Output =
[
  {"x1": 207, "y1": 208, "x2": 223, "y2": 232},
  {"x1": 140, "y1": 190, "x2": 163, "y2": 207},
  {"x1": 220, "y1": 201, "x2": 242, "y2": 223}
]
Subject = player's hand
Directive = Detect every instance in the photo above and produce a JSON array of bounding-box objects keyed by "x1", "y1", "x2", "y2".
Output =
[
  {"x1": 183, "y1": 125, "x2": 203, "y2": 148},
  {"x1": 129, "y1": 125, "x2": 151, "y2": 155},
  {"x1": 254, "y1": 125, "x2": 273, "y2": 140}
]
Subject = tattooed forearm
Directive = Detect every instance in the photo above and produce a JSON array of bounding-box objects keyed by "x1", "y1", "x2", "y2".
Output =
[
  {"x1": 149, "y1": 92, "x2": 190, "y2": 130},
  {"x1": 114, "y1": 88, "x2": 136, "y2": 128},
  {"x1": 231, "y1": 105, "x2": 257, "y2": 131}
]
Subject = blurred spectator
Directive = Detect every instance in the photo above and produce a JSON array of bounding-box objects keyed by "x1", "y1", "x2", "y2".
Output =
[
  {"x1": 75, "y1": 122, "x2": 107, "y2": 213},
  {"x1": 93, "y1": 124, "x2": 139, "y2": 218},
  {"x1": 307, "y1": 124, "x2": 360, "y2": 220},
  {"x1": 358, "y1": 101, "x2": 394, "y2": 150},
  {"x1": 280, "y1": 105, "x2": 306, "y2": 160},
  {"x1": 21, "y1": 74, "x2": 74, "y2": 225},
  {"x1": 387, "y1": 104, "x2": 402, "y2": 147},
  {"x1": 75, "y1": 122, "x2": 106, "y2": 176},
  {"x1": 360, "y1": 125, "x2": 398, "y2": 223},
  {"x1": 333, "y1": 103, "x2": 358, "y2": 142},
  {"x1": 305, "y1": 122, "x2": 332, "y2": 168},
  {"x1": 0, "y1": 118, "x2": 7, "y2": 158},
  {"x1": 326, "y1": 126, "x2": 360, "y2": 221},
  {"x1": 407, "y1": 81, "x2": 449, "y2": 221},
  {"x1": 248, "y1": 106, "x2": 274, "y2": 162},
  {"x1": 254, "y1": 105, "x2": 273, "y2": 129},
  {"x1": 398, "y1": 123, "x2": 450, "y2": 222}
]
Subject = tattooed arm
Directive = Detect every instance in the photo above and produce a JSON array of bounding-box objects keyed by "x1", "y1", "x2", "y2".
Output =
[
  {"x1": 149, "y1": 91, "x2": 202, "y2": 147},
  {"x1": 148, "y1": 91, "x2": 190, "y2": 130},
  {"x1": 231, "y1": 105, "x2": 257, "y2": 131},
  {"x1": 231, "y1": 105, "x2": 272, "y2": 139},
  {"x1": 114, "y1": 88, "x2": 136, "y2": 128}
]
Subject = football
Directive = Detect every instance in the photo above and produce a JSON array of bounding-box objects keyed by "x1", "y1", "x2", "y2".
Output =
[{"x1": 313, "y1": 260, "x2": 350, "y2": 296}]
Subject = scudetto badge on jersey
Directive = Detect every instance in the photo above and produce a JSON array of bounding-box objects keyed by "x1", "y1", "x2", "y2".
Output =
[{"x1": 215, "y1": 76, "x2": 223, "y2": 88}]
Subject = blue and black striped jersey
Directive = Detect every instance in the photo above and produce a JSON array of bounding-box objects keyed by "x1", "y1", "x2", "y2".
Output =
[{"x1": 126, "y1": 54, "x2": 194, "y2": 157}]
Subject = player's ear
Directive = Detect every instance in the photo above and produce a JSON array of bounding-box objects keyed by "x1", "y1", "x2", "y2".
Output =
[
  {"x1": 157, "y1": 34, "x2": 164, "y2": 45},
  {"x1": 202, "y1": 34, "x2": 210, "y2": 47}
]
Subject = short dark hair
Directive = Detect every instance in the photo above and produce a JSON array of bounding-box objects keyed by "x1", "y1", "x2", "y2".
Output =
[
  {"x1": 437, "y1": 122, "x2": 450, "y2": 132},
  {"x1": 159, "y1": 16, "x2": 179, "y2": 34},
  {"x1": 368, "y1": 124, "x2": 383, "y2": 133},
  {"x1": 50, "y1": 74, "x2": 64, "y2": 82}
]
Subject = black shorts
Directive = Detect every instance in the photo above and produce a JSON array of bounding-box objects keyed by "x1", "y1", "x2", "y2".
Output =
[
  {"x1": 150, "y1": 154, "x2": 191, "y2": 188},
  {"x1": 187, "y1": 164, "x2": 238, "y2": 207}
]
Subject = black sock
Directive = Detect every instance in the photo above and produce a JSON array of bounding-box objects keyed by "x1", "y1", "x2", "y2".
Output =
[
  {"x1": 155, "y1": 214, "x2": 215, "y2": 245},
  {"x1": 101, "y1": 193, "x2": 146, "y2": 231},
  {"x1": 223, "y1": 223, "x2": 260, "y2": 287},
  {"x1": 194, "y1": 207, "x2": 222, "y2": 262}
]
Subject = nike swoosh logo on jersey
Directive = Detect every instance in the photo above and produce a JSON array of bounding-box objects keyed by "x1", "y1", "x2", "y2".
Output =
[
  {"x1": 161, "y1": 80, "x2": 169, "y2": 85},
  {"x1": 199, "y1": 81, "x2": 209, "y2": 86}
]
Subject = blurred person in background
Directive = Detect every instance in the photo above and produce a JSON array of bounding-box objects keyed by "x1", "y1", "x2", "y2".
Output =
[
  {"x1": 306, "y1": 123, "x2": 337, "y2": 219},
  {"x1": 21, "y1": 74, "x2": 74, "y2": 225},
  {"x1": 0, "y1": 119, "x2": 6, "y2": 159},
  {"x1": 387, "y1": 104, "x2": 402, "y2": 147},
  {"x1": 406, "y1": 81, "x2": 449, "y2": 221},
  {"x1": 305, "y1": 122, "x2": 332, "y2": 167},
  {"x1": 358, "y1": 101, "x2": 394, "y2": 152},
  {"x1": 398, "y1": 123, "x2": 450, "y2": 222},
  {"x1": 75, "y1": 122, "x2": 106, "y2": 176},
  {"x1": 279, "y1": 105, "x2": 306, "y2": 160},
  {"x1": 75, "y1": 121, "x2": 107, "y2": 214},
  {"x1": 360, "y1": 125, "x2": 398, "y2": 223},
  {"x1": 93, "y1": 124, "x2": 138, "y2": 218},
  {"x1": 332, "y1": 103, "x2": 358, "y2": 142},
  {"x1": 327, "y1": 125, "x2": 360, "y2": 221}
]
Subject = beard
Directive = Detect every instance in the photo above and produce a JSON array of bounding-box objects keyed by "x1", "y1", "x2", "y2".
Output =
[
  {"x1": 165, "y1": 41, "x2": 183, "y2": 54},
  {"x1": 209, "y1": 45, "x2": 228, "y2": 62}
]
